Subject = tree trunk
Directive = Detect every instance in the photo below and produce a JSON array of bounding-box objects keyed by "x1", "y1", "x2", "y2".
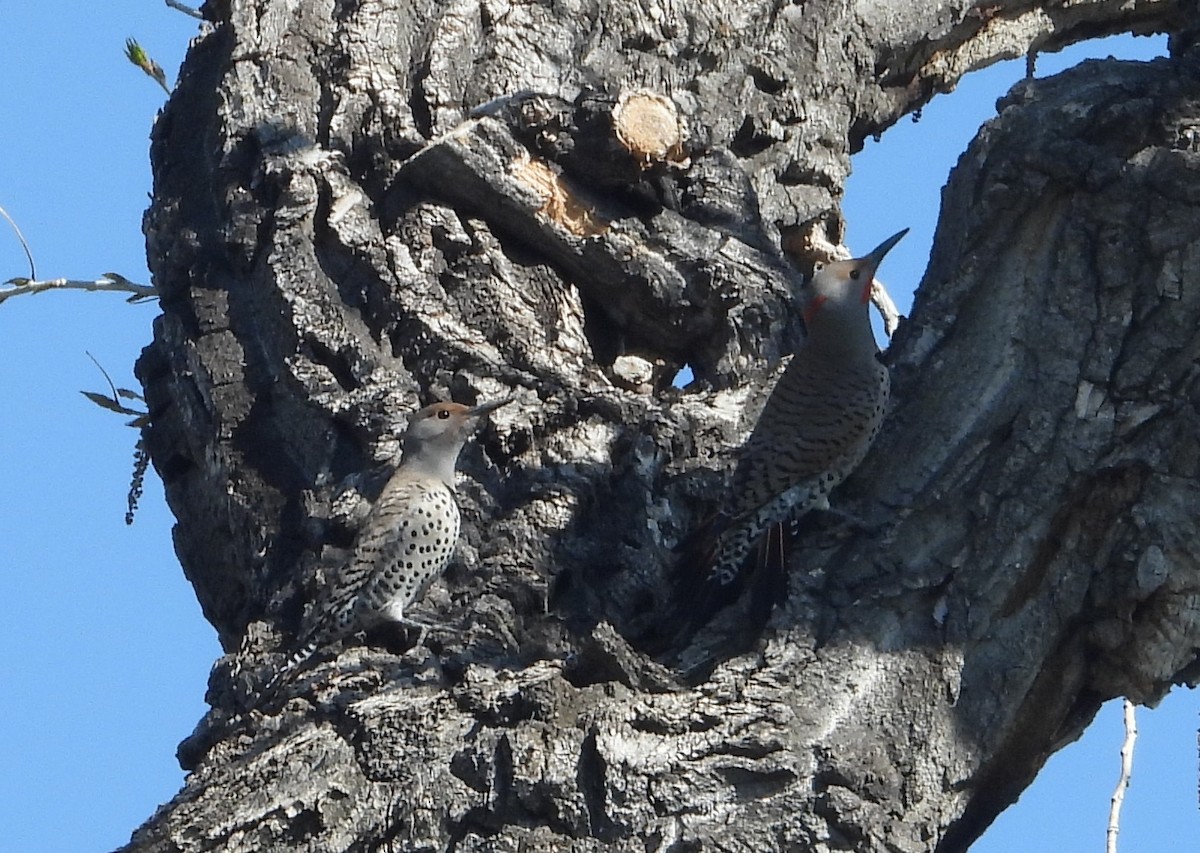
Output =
[{"x1": 125, "y1": 1, "x2": 1200, "y2": 850}]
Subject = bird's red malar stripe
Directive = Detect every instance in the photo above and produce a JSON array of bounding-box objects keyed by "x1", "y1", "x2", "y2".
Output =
[
  {"x1": 860, "y1": 281, "x2": 872, "y2": 304},
  {"x1": 804, "y1": 294, "x2": 828, "y2": 326}
]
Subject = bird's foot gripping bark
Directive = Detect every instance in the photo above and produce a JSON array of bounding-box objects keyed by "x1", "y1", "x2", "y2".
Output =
[{"x1": 392, "y1": 613, "x2": 459, "y2": 648}]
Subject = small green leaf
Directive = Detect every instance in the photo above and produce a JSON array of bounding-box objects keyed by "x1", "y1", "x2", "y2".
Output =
[{"x1": 124, "y1": 37, "x2": 170, "y2": 94}]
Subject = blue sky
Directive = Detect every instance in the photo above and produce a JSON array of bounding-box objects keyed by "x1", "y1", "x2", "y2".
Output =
[{"x1": 0, "y1": 4, "x2": 1193, "y2": 851}]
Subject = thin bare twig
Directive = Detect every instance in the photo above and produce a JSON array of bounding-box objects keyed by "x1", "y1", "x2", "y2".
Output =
[
  {"x1": 86, "y1": 351, "x2": 122, "y2": 403},
  {"x1": 0, "y1": 204, "x2": 37, "y2": 281},
  {"x1": 0, "y1": 272, "x2": 157, "y2": 305},
  {"x1": 1107, "y1": 699, "x2": 1138, "y2": 853}
]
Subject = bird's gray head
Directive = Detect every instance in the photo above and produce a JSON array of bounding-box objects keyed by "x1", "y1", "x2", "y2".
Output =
[
  {"x1": 801, "y1": 228, "x2": 907, "y2": 354},
  {"x1": 401, "y1": 398, "x2": 512, "y2": 485}
]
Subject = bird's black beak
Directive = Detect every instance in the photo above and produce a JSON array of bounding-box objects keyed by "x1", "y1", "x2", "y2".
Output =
[
  {"x1": 466, "y1": 396, "x2": 514, "y2": 419},
  {"x1": 863, "y1": 228, "x2": 909, "y2": 265}
]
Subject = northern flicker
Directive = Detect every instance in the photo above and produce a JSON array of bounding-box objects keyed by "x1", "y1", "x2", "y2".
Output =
[
  {"x1": 262, "y1": 398, "x2": 510, "y2": 696},
  {"x1": 679, "y1": 229, "x2": 907, "y2": 630}
]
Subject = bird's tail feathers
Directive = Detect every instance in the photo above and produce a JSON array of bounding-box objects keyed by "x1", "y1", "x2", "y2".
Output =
[
  {"x1": 745, "y1": 520, "x2": 791, "y2": 629},
  {"x1": 259, "y1": 637, "x2": 320, "y2": 701},
  {"x1": 658, "y1": 511, "x2": 792, "y2": 653},
  {"x1": 676, "y1": 512, "x2": 745, "y2": 628}
]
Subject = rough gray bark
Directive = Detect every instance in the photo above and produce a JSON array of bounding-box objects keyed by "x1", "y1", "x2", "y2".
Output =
[{"x1": 125, "y1": 1, "x2": 1200, "y2": 851}]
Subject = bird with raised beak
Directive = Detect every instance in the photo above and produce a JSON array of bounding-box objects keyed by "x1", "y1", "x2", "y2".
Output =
[{"x1": 677, "y1": 229, "x2": 908, "y2": 634}]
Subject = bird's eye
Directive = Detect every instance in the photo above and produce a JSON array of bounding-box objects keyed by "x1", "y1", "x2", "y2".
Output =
[
  {"x1": 437, "y1": 409, "x2": 451, "y2": 420},
  {"x1": 849, "y1": 268, "x2": 861, "y2": 280}
]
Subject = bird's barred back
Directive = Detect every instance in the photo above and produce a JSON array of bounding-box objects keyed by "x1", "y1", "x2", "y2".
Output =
[
  {"x1": 674, "y1": 227, "x2": 906, "y2": 633},
  {"x1": 731, "y1": 358, "x2": 888, "y2": 518}
]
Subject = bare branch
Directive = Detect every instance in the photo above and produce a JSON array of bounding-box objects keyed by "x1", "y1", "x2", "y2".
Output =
[
  {"x1": 870, "y1": 279, "x2": 903, "y2": 339},
  {"x1": 0, "y1": 273, "x2": 157, "y2": 305},
  {"x1": 165, "y1": 0, "x2": 204, "y2": 19},
  {"x1": 1107, "y1": 700, "x2": 1139, "y2": 853}
]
